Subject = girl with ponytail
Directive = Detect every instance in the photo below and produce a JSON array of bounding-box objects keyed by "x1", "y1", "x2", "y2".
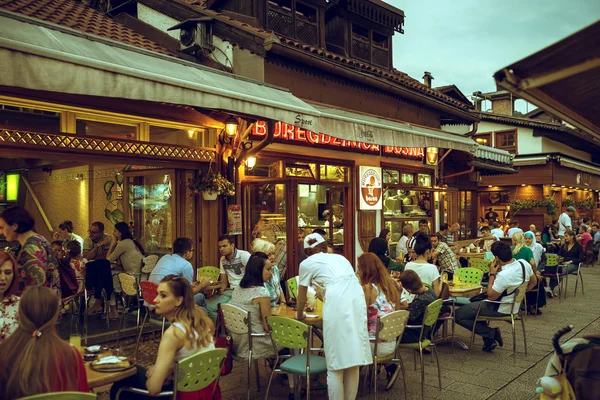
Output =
[{"x1": 0, "y1": 286, "x2": 89, "y2": 398}]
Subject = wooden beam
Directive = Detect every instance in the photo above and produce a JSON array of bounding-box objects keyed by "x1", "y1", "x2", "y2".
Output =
[
  {"x1": 519, "y1": 58, "x2": 600, "y2": 89},
  {"x1": 21, "y1": 176, "x2": 53, "y2": 232}
]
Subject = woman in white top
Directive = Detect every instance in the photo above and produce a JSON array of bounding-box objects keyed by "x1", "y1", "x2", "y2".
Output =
[
  {"x1": 403, "y1": 232, "x2": 441, "y2": 298},
  {"x1": 110, "y1": 275, "x2": 219, "y2": 400},
  {"x1": 297, "y1": 233, "x2": 371, "y2": 400},
  {"x1": 397, "y1": 224, "x2": 413, "y2": 259}
]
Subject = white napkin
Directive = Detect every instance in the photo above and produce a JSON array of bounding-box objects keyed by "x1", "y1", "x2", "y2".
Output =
[
  {"x1": 86, "y1": 345, "x2": 101, "y2": 352},
  {"x1": 96, "y1": 356, "x2": 127, "y2": 364},
  {"x1": 305, "y1": 314, "x2": 319, "y2": 318}
]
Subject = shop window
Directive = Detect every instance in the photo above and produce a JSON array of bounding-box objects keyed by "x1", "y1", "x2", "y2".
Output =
[
  {"x1": 247, "y1": 182, "x2": 288, "y2": 247},
  {"x1": 149, "y1": 126, "x2": 214, "y2": 147},
  {"x1": 401, "y1": 173, "x2": 414, "y2": 185},
  {"x1": 285, "y1": 162, "x2": 316, "y2": 179},
  {"x1": 0, "y1": 103, "x2": 60, "y2": 132},
  {"x1": 496, "y1": 130, "x2": 517, "y2": 154},
  {"x1": 417, "y1": 174, "x2": 432, "y2": 187},
  {"x1": 383, "y1": 169, "x2": 399, "y2": 184},
  {"x1": 76, "y1": 119, "x2": 137, "y2": 140},
  {"x1": 384, "y1": 219, "x2": 423, "y2": 257},
  {"x1": 319, "y1": 164, "x2": 348, "y2": 182},
  {"x1": 383, "y1": 189, "x2": 432, "y2": 219},
  {"x1": 245, "y1": 158, "x2": 283, "y2": 178}
]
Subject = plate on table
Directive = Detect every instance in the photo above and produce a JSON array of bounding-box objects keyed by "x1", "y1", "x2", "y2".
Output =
[
  {"x1": 90, "y1": 356, "x2": 136, "y2": 372},
  {"x1": 85, "y1": 345, "x2": 102, "y2": 353}
]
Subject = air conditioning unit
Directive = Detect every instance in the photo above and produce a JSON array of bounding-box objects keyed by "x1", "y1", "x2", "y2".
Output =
[{"x1": 168, "y1": 18, "x2": 213, "y2": 54}]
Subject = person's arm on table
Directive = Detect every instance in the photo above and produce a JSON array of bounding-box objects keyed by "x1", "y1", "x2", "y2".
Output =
[
  {"x1": 255, "y1": 296, "x2": 272, "y2": 332},
  {"x1": 296, "y1": 285, "x2": 308, "y2": 320}
]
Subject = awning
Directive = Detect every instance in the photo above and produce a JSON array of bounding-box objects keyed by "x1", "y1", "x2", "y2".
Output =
[
  {"x1": 558, "y1": 157, "x2": 600, "y2": 176},
  {"x1": 310, "y1": 103, "x2": 477, "y2": 153},
  {"x1": 512, "y1": 156, "x2": 549, "y2": 166},
  {"x1": 475, "y1": 145, "x2": 513, "y2": 164},
  {"x1": 0, "y1": 11, "x2": 320, "y2": 130},
  {"x1": 494, "y1": 21, "x2": 600, "y2": 137},
  {"x1": 473, "y1": 161, "x2": 517, "y2": 175}
]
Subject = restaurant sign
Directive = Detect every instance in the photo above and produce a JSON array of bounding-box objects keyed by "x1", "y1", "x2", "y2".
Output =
[
  {"x1": 359, "y1": 166, "x2": 383, "y2": 210},
  {"x1": 251, "y1": 121, "x2": 424, "y2": 159}
]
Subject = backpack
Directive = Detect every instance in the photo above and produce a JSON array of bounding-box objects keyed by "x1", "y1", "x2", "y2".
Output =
[{"x1": 565, "y1": 335, "x2": 600, "y2": 400}]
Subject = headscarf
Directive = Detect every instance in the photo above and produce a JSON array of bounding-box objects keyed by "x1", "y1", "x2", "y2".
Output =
[
  {"x1": 524, "y1": 231, "x2": 544, "y2": 265},
  {"x1": 368, "y1": 237, "x2": 390, "y2": 267}
]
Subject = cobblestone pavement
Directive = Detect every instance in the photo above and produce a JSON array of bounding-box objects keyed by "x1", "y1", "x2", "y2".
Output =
[{"x1": 97, "y1": 264, "x2": 599, "y2": 399}]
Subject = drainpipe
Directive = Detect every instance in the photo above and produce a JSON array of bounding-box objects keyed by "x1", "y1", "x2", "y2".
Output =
[
  {"x1": 465, "y1": 121, "x2": 480, "y2": 138},
  {"x1": 234, "y1": 119, "x2": 275, "y2": 168}
]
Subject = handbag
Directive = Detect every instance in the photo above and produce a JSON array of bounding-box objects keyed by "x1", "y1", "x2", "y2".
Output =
[{"x1": 214, "y1": 305, "x2": 233, "y2": 376}]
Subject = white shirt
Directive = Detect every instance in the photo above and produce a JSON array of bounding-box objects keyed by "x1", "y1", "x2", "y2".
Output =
[
  {"x1": 507, "y1": 227, "x2": 523, "y2": 238},
  {"x1": 490, "y1": 228, "x2": 505, "y2": 238},
  {"x1": 492, "y1": 259, "x2": 533, "y2": 314},
  {"x1": 220, "y1": 249, "x2": 251, "y2": 289},
  {"x1": 397, "y1": 236, "x2": 410, "y2": 256},
  {"x1": 404, "y1": 261, "x2": 440, "y2": 286},
  {"x1": 557, "y1": 212, "x2": 572, "y2": 236}
]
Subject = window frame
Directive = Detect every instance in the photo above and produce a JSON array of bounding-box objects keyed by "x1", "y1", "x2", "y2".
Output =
[
  {"x1": 474, "y1": 132, "x2": 492, "y2": 147},
  {"x1": 495, "y1": 129, "x2": 517, "y2": 154},
  {"x1": 267, "y1": 0, "x2": 319, "y2": 45}
]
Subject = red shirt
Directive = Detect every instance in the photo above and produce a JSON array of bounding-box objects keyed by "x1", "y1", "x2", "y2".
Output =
[
  {"x1": 52, "y1": 347, "x2": 89, "y2": 393},
  {"x1": 580, "y1": 232, "x2": 593, "y2": 250}
]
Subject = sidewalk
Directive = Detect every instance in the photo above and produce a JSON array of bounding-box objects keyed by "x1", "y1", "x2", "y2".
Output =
[{"x1": 98, "y1": 265, "x2": 599, "y2": 399}]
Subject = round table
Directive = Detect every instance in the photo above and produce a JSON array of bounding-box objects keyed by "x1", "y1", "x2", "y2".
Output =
[
  {"x1": 271, "y1": 303, "x2": 323, "y2": 325},
  {"x1": 86, "y1": 358, "x2": 136, "y2": 389}
]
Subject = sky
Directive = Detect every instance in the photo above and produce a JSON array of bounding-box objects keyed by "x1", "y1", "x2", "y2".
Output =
[{"x1": 388, "y1": 0, "x2": 600, "y2": 112}]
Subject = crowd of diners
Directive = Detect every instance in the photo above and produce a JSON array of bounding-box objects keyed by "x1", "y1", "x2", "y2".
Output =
[{"x1": 0, "y1": 203, "x2": 597, "y2": 399}]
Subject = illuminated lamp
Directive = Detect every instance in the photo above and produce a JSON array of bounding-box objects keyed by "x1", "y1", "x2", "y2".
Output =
[
  {"x1": 224, "y1": 116, "x2": 238, "y2": 138},
  {"x1": 6, "y1": 173, "x2": 19, "y2": 201},
  {"x1": 245, "y1": 156, "x2": 257, "y2": 170}
]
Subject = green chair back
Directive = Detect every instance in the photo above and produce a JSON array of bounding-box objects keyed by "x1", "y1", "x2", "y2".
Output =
[
  {"x1": 545, "y1": 254, "x2": 559, "y2": 267},
  {"x1": 176, "y1": 348, "x2": 228, "y2": 392},
  {"x1": 423, "y1": 299, "x2": 444, "y2": 327},
  {"x1": 197, "y1": 266, "x2": 220, "y2": 283},
  {"x1": 468, "y1": 258, "x2": 490, "y2": 273},
  {"x1": 267, "y1": 316, "x2": 308, "y2": 350},
  {"x1": 286, "y1": 277, "x2": 298, "y2": 299},
  {"x1": 377, "y1": 310, "x2": 409, "y2": 341},
  {"x1": 18, "y1": 393, "x2": 97, "y2": 399},
  {"x1": 454, "y1": 268, "x2": 483, "y2": 285}
]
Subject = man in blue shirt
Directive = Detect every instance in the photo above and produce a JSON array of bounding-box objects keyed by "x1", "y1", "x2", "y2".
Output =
[
  {"x1": 592, "y1": 223, "x2": 600, "y2": 243},
  {"x1": 150, "y1": 237, "x2": 210, "y2": 310}
]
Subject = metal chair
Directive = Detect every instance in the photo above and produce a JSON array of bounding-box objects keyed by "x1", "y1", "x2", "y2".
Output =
[
  {"x1": 265, "y1": 316, "x2": 327, "y2": 400},
  {"x1": 136, "y1": 281, "x2": 165, "y2": 359},
  {"x1": 140, "y1": 254, "x2": 159, "y2": 281},
  {"x1": 19, "y1": 392, "x2": 97, "y2": 399},
  {"x1": 116, "y1": 348, "x2": 227, "y2": 400},
  {"x1": 363, "y1": 310, "x2": 409, "y2": 399},
  {"x1": 469, "y1": 281, "x2": 528, "y2": 357},
  {"x1": 116, "y1": 273, "x2": 142, "y2": 347},
  {"x1": 452, "y1": 267, "x2": 484, "y2": 306},
  {"x1": 221, "y1": 303, "x2": 268, "y2": 399},
  {"x1": 566, "y1": 262, "x2": 584, "y2": 297},
  {"x1": 397, "y1": 299, "x2": 444, "y2": 399},
  {"x1": 286, "y1": 277, "x2": 298, "y2": 300},
  {"x1": 540, "y1": 254, "x2": 565, "y2": 302}
]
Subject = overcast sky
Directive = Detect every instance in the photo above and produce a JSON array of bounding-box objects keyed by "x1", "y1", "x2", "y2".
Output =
[{"x1": 389, "y1": 0, "x2": 600, "y2": 111}]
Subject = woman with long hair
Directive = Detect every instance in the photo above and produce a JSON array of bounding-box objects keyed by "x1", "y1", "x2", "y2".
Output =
[
  {"x1": 0, "y1": 206, "x2": 60, "y2": 296},
  {"x1": 0, "y1": 286, "x2": 89, "y2": 398},
  {"x1": 404, "y1": 232, "x2": 441, "y2": 297},
  {"x1": 297, "y1": 233, "x2": 371, "y2": 400},
  {"x1": 546, "y1": 230, "x2": 584, "y2": 295},
  {"x1": 110, "y1": 275, "x2": 219, "y2": 399},
  {"x1": 0, "y1": 250, "x2": 21, "y2": 342},
  {"x1": 357, "y1": 253, "x2": 406, "y2": 390},
  {"x1": 368, "y1": 237, "x2": 404, "y2": 272}
]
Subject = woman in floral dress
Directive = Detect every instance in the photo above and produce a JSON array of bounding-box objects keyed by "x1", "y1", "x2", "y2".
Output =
[
  {"x1": 0, "y1": 251, "x2": 21, "y2": 342},
  {"x1": 0, "y1": 206, "x2": 60, "y2": 296}
]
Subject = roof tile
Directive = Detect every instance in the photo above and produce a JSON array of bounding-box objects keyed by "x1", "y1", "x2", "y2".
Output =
[{"x1": 0, "y1": 0, "x2": 175, "y2": 56}]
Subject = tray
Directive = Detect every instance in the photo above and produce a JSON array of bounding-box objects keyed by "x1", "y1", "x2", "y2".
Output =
[{"x1": 90, "y1": 357, "x2": 136, "y2": 372}]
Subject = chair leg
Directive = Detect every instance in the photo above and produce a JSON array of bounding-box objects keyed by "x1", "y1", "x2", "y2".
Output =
[
  {"x1": 520, "y1": 316, "x2": 527, "y2": 356},
  {"x1": 564, "y1": 273, "x2": 568, "y2": 299},
  {"x1": 263, "y1": 359, "x2": 278, "y2": 400},
  {"x1": 419, "y1": 346, "x2": 425, "y2": 399},
  {"x1": 511, "y1": 318, "x2": 516, "y2": 361},
  {"x1": 580, "y1": 272, "x2": 584, "y2": 295},
  {"x1": 115, "y1": 297, "x2": 127, "y2": 348},
  {"x1": 247, "y1": 352, "x2": 252, "y2": 400},
  {"x1": 413, "y1": 350, "x2": 417, "y2": 370},
  {"x1": 432, "y1": 344, "x2": 442, "y2": 390},
  {"x1": 469, "y1": 321, "x2": 477, "y2": 354},
  {"x1": 373, "y1": 357, "x2": 378, "y2": 400},
  {"x1": 254, "y1": 359, "x2": 261, "y2": 392},
  {"x1": 398, "y1": 355, "x2": 407, "y2": 400},
  {"x1": 135, "y1": 311, "x2": 149, "y2": 360}
]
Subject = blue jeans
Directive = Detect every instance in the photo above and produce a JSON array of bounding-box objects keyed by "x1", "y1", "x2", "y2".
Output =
[
  {"x1": 194, "y1": 292, "x2": 207, "y2": 314},
  {"x1": 206, "y1": 289, "x2": 233, "y2": 323},
  {"x1": 547, "y1": 263, "x2": 578, "y2": 290}
]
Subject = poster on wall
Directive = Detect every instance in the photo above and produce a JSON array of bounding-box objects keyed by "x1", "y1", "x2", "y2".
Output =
[
  {"x1": 358, "y1": 166, "x2": 383, "y2": 210},
  {"x1": 227, "y1": 205, "x2": 242, "y2": 235}
]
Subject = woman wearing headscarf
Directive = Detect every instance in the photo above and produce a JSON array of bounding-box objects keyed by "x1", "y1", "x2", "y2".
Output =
[
  {"x1": 523, "y1": 231, "x2": 546, "y2": 315},
  {"x1": 368, "y1": 237, "x2": 404, "y2": 272}
]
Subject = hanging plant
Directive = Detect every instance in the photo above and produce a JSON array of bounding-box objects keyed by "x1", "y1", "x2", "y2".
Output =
[
  {"x1": 187, "y1": 170, "x2": 235, "y2": 199},
  {"x1": 577, "y1": 196, "x2": 595, "y2": 211},
  {"x1": 509, "y1": 196, "x2": 558, "y2": 216},
  {"x1": 562, "y1": 196, "x2": 575, "y2": 208}
]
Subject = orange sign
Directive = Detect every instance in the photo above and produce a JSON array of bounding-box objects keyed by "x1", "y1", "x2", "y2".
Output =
[{"x1": 252, "y1": 121, "x2": 423, "y2": 159}]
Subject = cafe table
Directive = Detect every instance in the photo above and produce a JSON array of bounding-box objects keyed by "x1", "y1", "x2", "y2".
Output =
[
  {"x1": 86, "y1": 353, "x2": 137, "y2": 389},
  {"x1": 271, "y1": 303, "x2": 323, "y2": 325},
  {"x1": 449, "y1": 283, "x2": 483, "y2": 298}
]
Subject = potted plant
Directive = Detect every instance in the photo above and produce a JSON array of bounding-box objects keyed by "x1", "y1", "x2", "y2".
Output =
[
  {"x1": 508, "y1": 196, "x2": 558, "y2": 216},
  {"x1": 577, "y1": 196, "x2": 595, "y2": 211},
  {"x1": 562, "y1": 196, "x2": 575, "y2": 208},
  {"x1": 187, "y1": 170, "x2": 235, "y2": 200}
]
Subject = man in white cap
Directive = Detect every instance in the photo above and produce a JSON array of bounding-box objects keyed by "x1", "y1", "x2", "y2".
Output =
[{"x1": 557, "y1": 206, "x2": 576, "y2": 238}]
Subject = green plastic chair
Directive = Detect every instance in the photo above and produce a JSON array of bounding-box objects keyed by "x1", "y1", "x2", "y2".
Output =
[
  {"x1": 363, "y1": 310, "x2": 409, "y2": 399},
  {"x1": 468, "y1": 258, "x2": 490, "y2": 273},
  {"x1": 454, "y1": 268, "x2": 483, "y2": 285},
  {"x1": 545, "y1": 253, "x2": 559, "y2": 267},
  {"x1": 469, "y1": 281, "x2": 528, "y2": 358},
  {"x1": 397, "y1": 299, "x2": 443, "y2": 399},
  {"x1": 19, "y1": 393, "x2": 97, "y2": 399},
  {"x1": 540, "y1": 254, "x2": 565, "y2": 302},
  {"x1": 221, "y1": 303, "x2": 268, "y2": 399},
  {"x1": 265, "y1": 316, "x2": 327, "y2": 400},
  {"x1": 286, "y1": 277, "x2": 298, "y2": 300},
  {"x1": 116, "y1": 348, "x2": 227, "y2": 399},
  {"x1": 197, "y1": 266, "x2": 221, "y2": 283}
]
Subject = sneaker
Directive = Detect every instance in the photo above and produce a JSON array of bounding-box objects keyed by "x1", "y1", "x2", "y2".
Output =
[
  {"x1": 386, "y1": 364, "x2": 400, "y2": 390},
  {"x1": 482, "y1": 338, "x2": 497, "y2": 352},
  {"x1": 545, "y1": 286, "x2": 554, "y2": 298}
]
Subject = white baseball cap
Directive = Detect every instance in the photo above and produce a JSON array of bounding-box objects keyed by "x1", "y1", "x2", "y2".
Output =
[{"x1": 303, "y1": 233, "x2": 326, "y2": 249}]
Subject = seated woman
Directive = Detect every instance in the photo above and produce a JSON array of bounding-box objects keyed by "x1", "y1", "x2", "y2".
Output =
[
  {"x1": 397, "y1": 270, "x2": 437, "y2": 343},
  {"x1": 523, "y1": 232, "x2": 547, "y2": 315},
  {"x1": 548, "y1": 230, "x2": 584, "y2": 294},
  {"x1": 110, "y1": 275, "x2": 220, "y2": 400},
  {"x1": 0, "y1": 251, "x2": 20, "y2": 343},
  {"x1": 403, "y1": 232, "x2": 441, "y2": 298},
  {"x1": 511, "y1": 232, "x2": 536, "y2": 271},
  {"x1": 358, "y1": 252, "x2": 406, "y2": 390},
  {"x1": 397, "y1": 224, "x2": 414, "y2": 260},
  {"x1": 368, "y1": 237, "x2": 404, "y2": 272},
  {"x1": 251, "y1": 238, "x2": 286, "y2": 306},
  {"x1": 0, "y1": 286, "x2": 88, "y2": 398}
]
